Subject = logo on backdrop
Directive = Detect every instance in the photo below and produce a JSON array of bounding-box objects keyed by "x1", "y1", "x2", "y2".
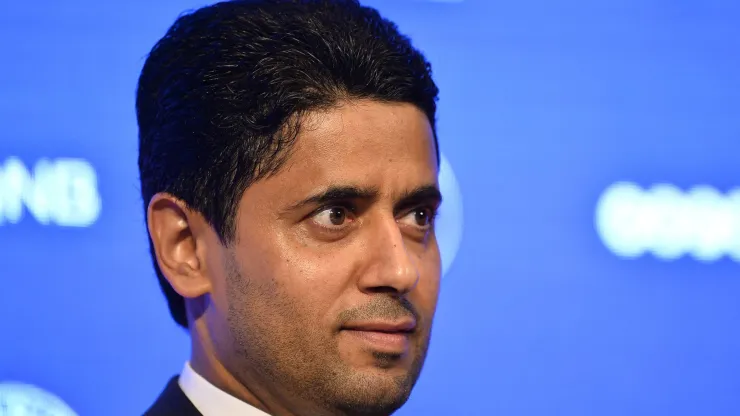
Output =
[
  {"x1": 595, "y1": 182, "x2": 740, "y2": 262},
  {"x1": 0, "y1": 382, "x2": 78, "y2": 416},
  {"x1": 0, "y1": 157, "x2": 101, "y2": 227},
  {"x1": 437, "y1": 153, "x2": 464, "y2": 276}
]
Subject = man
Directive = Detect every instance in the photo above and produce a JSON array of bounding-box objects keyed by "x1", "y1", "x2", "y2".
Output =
[{"x1": 138, "y1": 1, "x2": 442, "y2": 415}]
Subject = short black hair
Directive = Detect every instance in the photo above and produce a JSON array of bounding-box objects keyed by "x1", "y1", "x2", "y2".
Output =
[{"x1": 136, "y1": 0, "x2": 440, "y2": 329}]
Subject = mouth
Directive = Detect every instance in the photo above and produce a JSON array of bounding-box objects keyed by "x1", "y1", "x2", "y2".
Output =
[{"x1": 340, "y1": 319, "x2": 416, "y2": 353}]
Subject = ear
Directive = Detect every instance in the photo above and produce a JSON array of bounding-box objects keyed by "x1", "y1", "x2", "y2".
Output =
[{"x1": 147, "y1": 193, "x2": 213, "y2": 299}]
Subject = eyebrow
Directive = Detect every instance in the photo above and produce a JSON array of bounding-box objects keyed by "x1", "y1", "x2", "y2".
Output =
[
  {"x1": 287, "y1": 185, "x2": 380, "y2": 211},
  {"x1": 395, "y1": 185, "x2": 443, "y2": 211},
  {"x1": 286, "y1": 184, "x2": 442, "y2": 212}
]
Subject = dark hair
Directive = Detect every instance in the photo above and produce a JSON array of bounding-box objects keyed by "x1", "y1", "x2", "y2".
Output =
[{"x1": 136, "y1": 0, "x2": 440, "y2": 329}]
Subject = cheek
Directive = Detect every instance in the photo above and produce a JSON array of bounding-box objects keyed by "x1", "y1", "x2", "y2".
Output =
[
  {"x1": 277, "y1": 247, "x2": 357, "y2": 316},
  {"x1": 414, "y1": 243, "x2": 442, "y2": 314},
  {"x1": 237, "y1": 234, "x2": 355, "y2": 325}
]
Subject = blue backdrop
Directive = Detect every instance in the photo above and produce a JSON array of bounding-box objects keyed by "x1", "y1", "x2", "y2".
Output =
[{"x1": 2, "y1": 0, "x2": 739, "y2": 415}]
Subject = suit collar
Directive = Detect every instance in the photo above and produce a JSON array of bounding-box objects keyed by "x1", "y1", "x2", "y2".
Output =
[{"x1": 178, "y1": 361, "x2": 270, "y2": 416}]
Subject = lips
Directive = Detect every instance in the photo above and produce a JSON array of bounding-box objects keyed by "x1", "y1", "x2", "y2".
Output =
[
  {"x1": 340, "y1": 319, "x2": 416, "y2": 353},
  {"x1": 341, "y1": 319, "x2": 416, "y2": 333}
]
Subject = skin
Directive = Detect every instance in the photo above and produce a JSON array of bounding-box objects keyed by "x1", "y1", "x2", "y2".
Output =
[{"x1": 147, "y1": 99, "x2": 441, "y2": 416}]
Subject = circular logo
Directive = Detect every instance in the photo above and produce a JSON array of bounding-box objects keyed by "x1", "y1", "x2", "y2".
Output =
[
  {"x1": 595, "y1": 181, "x2": 740, "y2": 262},
  {"x1": 0, "y1": 382, "x2": 78, "y2": 416},
  {"x1": 437, "y1": 153, "x2": 464, "y2": 277}
]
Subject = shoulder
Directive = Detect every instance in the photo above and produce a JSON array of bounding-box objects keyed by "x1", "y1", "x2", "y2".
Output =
[{"x1": 142, "y1": 376, "x2": 201, "y2": 416}]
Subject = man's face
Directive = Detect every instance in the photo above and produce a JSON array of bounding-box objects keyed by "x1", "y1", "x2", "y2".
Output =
[{"x1": 207, "y1": 99, "x2": 441, "y2": 415}]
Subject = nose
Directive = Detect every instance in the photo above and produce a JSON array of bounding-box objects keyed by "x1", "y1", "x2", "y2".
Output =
[{"x1": 358, "y1": 215, "x2": 420, "y2": 295}]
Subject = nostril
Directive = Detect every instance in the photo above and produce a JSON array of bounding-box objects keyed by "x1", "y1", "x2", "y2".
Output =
[{"x1": 366, "y1": 286, "x2": 401, "y2": 295}]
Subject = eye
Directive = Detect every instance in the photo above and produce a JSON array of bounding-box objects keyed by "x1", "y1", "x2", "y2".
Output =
[
  {"x1": 398, "y1": 207, "x2": 436, "y2": 229},
  {"x1": 312, "y1": 206, "x2": 355, "y2": 229}
]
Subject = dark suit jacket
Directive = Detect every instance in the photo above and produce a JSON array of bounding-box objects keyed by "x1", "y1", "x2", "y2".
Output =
[{"x1": 143, "y1": 376, "x2": 202, "y2": 416}]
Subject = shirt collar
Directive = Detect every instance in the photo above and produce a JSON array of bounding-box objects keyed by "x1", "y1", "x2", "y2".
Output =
[{"x1": 178, "y1": 361, "x2": 271, "y2": 416}]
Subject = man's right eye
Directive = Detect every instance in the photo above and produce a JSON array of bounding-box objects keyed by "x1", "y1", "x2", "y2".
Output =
[{"x1": 312, "y1": 206, "x2": 356, "y2": 229}]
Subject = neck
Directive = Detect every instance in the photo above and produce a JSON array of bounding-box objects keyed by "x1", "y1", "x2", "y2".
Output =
[{"x1": 188, "y1": 315, "x2": 316, "y2": 416}]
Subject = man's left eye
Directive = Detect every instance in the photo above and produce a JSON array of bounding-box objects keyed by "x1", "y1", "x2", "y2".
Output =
[{"x1": 398, "y1": 208, "x2": 435, "y2": 228}]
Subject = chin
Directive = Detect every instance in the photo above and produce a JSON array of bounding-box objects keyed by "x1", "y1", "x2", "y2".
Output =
[
  {"x1": 325, "y1": 366, "x2": 417, "y2": 416},
  {"x1": 332, "y1": 389, "x2": 409, "y2": 416}
]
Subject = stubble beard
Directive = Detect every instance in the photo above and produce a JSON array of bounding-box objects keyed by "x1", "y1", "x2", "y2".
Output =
[{"x1": 222, "y1": 257, "x2": 431, "y2": 415}]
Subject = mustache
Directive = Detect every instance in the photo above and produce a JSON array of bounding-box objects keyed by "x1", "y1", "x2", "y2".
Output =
[{"x1": 337, "y1": 296, "x2": 419, "y2": 327}]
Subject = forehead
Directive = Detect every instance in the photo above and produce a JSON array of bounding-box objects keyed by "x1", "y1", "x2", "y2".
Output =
[
  {"x1": 267, "y1": 100, "x2": 438, "y2": 198},
  {"x1": 294, "y1": 100, "x2": 435, "y2": 163}
]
